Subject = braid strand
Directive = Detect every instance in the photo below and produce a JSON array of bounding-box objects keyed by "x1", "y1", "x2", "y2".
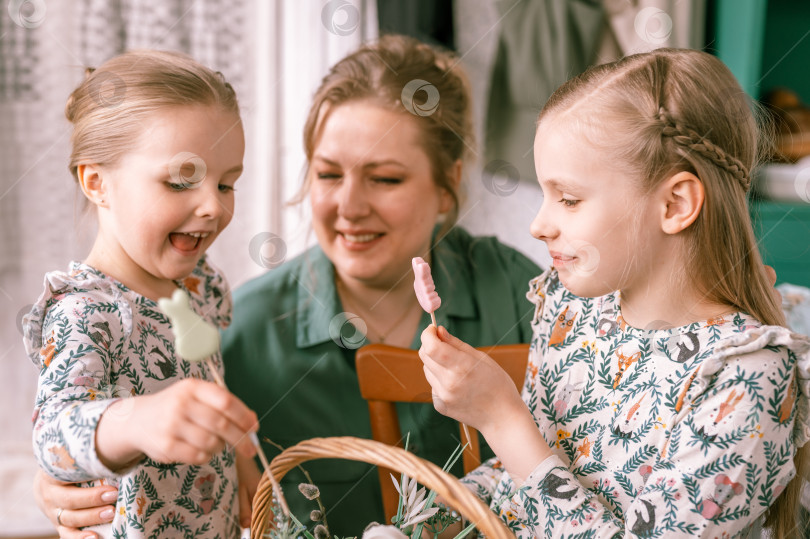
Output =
[{"x1": 657, "y1": 108, "x2": 750, "y2": 191}]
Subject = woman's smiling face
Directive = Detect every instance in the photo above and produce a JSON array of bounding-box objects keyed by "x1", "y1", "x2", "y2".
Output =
[{"x1": 309, "y1": 101, "x2": 453, "y2": 289}]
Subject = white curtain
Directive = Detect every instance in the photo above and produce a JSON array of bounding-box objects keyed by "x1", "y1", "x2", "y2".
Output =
[{"x1": 0, "y1": 1, "x2": 375, "y2": 533}]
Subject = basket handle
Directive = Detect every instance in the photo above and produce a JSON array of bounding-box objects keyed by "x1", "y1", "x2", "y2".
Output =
[{"x1": 251, "y1": 436, "x2": 515, "y2": 539}]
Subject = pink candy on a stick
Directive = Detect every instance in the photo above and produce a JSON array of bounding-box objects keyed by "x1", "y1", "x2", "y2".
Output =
[
  {"x1": 413, "y1": 256, "x2": 473, "y2": 446},
  {"x1": 413, "y1": 257, "x2": 441, "y2": 326}
]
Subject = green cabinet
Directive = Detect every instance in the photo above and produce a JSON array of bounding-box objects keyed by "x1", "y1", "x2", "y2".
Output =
[
  {"x1": 750, "y1": 198, "x2": 810, "y2": 287},
  {"x1": 712, "y1": 0, "x2": 810, "y2": 288}
]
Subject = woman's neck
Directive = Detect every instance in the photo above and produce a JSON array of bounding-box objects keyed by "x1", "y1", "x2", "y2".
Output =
[{"x1": 335, "y1": 270, "x2": 424, "y2": 347}]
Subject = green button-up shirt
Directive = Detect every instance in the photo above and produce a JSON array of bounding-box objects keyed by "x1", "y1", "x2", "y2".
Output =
[{"x1": 222, "y1": 227, "x2": 541, "y2": 535}]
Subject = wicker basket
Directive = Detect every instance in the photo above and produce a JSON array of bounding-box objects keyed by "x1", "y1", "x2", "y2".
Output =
[{"x1": 251, "y1": 436, "x2": 515, "y2": 539}]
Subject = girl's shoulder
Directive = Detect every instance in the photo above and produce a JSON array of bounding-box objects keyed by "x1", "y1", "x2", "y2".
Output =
[
  {"x1": 22, "y1": 262, "x2": 133, "y2": 366},
  {"x1": 701, "y1": 323, "x2": 809, "y2": 370},
  {"x1": 696, "y1": 324, "x2": 810, "y2": 444},
  {"x1": 30, "y1": 261, "x2": 129, "y2": 310}
]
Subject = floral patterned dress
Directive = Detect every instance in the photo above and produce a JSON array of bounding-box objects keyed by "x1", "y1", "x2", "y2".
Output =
[
  {"x1": 23, "y1": 258, "x2": 240, "y2": 539},
  {"x1": 462, "y1": 269, "x2": 810, "y2": 538}
]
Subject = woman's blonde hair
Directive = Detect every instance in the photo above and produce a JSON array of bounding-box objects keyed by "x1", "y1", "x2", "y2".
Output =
[
  {"x1": 66, "y1": 49, "x2": 239, "y2": 180},
  {"x1": 538, "y1": 48, "x2": 806, "y2": 537},
  {"x1": 299, "y1": 34, "x2": 474, "y2": 237}
]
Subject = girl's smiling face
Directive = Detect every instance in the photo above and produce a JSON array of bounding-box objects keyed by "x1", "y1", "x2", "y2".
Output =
[
  {"x1": 308, "y1": 101, "x2": 454, "y2": 289},
  {"x1": 88, "y1": 104, "x2": 244, "y2": 296},
  {"x1": 529, "y1": 114, "x2": 663, "y2": 299}
]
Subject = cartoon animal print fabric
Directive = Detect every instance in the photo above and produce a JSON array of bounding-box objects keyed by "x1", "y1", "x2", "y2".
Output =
[
  {"x1": 23, "y1": 258, "x2": 239, "y2": 539},
  {"x1": 461, "y1": 269, "x2": 810, "y2": 538}
]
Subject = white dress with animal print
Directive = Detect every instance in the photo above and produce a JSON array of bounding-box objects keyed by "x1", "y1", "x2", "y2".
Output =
[
  {"x1": 461, "y1": 269, "x2": 810, "y2": 538},
  {"x1": 23, "y1": 258, "x2": 240, "y2": 539}
]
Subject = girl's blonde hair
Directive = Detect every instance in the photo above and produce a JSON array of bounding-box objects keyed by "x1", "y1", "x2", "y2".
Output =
[
  {"x1": 66, "y1": 49, "x2": 239, "y2": 180},
  {"x1": 299, "y1": 34, "x2": 474, "y2": 237},
  {"x1": 539, "y1": 47, "x2": 806, "y2": 537}
]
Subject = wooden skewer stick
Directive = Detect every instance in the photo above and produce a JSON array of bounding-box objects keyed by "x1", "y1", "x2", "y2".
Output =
[{"x1": 205, "y1": 357, "x2": 290, "y2": 518}]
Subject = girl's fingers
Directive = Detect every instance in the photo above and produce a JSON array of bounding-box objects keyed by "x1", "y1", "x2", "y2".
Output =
[
  {"x1": 182, "y1": 419, "x2": 227, "y2": 456},
  {"x1": 191, "y1": 382, "x2": 259, "y2": 436},
  {"x1": 438, "y1": 326, "x2": 481, "y2": 357},
  {"x1": 185, "y1": 403, "x2": 255, "y2": 457},
  {"x1": 420, "y1": 325, "x2": 440, "y2": 352},
  {"x1": 421, "y1": 325, "x2": 479, "y2": 369},
  {"x1": 148, "y1": 432, "x2": 213, "y2": 465}
]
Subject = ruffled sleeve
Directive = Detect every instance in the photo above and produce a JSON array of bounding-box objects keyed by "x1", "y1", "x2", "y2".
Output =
[
  {"x1": 682, "y1": 325, "x2": 810, "y2": 448},
  {"x1": 23, "y1": 264, "x2": 133, "y2": 481}
]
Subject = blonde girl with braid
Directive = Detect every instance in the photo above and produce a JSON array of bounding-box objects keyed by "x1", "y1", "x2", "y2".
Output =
[{"x1": 419, "y1": 48, "x2": 810, "y2": 537}]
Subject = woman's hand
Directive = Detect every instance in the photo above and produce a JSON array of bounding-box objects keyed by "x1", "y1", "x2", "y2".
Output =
[
  {"x1": 236, "y1": 452, "x2": 261, "y2": 528},
  {"x1": 33, "y1": 469, "x2": 116, "y2": 538},
  {"x1": 419, "y1": 325, "x2": 553, "y2": 482},
  {"x1": 95, "y1": 378, "x2": 258, "y2": 470}
]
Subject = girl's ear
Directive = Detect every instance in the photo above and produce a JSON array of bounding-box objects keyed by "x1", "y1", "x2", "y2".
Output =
[
  {"x1": 658, "y1": 171, "x2": 704, "y2": 234},
  {"x1": 439, "y1": 159, "x2": 462, "y2": 214},
  {"x1": 77, "y1": 164, "x2": 108, "y2": 208}
]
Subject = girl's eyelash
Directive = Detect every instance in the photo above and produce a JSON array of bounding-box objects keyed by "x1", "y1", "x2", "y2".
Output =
[
  {"x1": 167, "y1": 182, "x2": 235, "y2": 192},
  {"x1": 559, "y1": 197, "x2": 580, "y2": 207}
]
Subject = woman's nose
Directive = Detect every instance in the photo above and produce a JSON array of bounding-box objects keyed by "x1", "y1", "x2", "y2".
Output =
[{"x1": 337, "y1": 175, "x2": 371, "y2": 220}]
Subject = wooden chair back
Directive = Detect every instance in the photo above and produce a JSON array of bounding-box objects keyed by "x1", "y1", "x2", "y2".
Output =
[{"x1": 355, "y1": 343, "x2": 529, "y2": 520}]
